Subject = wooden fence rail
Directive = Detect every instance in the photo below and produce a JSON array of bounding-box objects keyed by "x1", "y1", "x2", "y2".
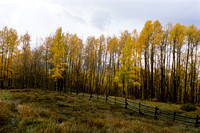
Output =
[{"x1": 68, "y1": 88, "x2": 199, "y2": 127}]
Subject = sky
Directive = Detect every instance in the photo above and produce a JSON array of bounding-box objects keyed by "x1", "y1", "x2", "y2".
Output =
[{"x1": 0, "y1": 0, "x2": 199, "y2": 45}]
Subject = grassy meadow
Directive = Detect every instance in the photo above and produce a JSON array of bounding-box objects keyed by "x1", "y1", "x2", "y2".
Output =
[{"x1": 0, "y1": 89, "x2": 199, "y2": 133}]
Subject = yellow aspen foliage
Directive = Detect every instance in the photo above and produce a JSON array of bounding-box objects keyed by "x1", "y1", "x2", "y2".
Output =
[
  {"x1": 135, "y1": 20, "x2": 153, "y2": 53},
  {"x1": 169, "y1": 23, "x2": 186, "y2": 46},
  {"x1": 7, "y1": 28, "x2": 19, "y2": 78},
  {"x1": 50, "y1": 27, "x2": 67, "y2": 81},
  {"x1": 152, "y1": 20, "x2": 163, "y2": 45},
  {"x1": 115, "y1": 34, "x2": 140, "y2": 94}
]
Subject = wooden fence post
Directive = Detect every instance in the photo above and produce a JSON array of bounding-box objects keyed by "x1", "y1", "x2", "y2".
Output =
[
  {"x1": 115, "y1": 96, "x2": 116, "y2": 105},
  {"x1": 154, "y1": 106, "x2": 158, "y2": 120},
  {"x1": 90, "y1": 91, "x2": 93, "y2": 100},
  {"x1": 195, "y1": 115, "x2": 199, "y2": 127},
  {"x1": 173, "y1": 112, "x2": 176, "y2": 121},
  {"x1": 125, "y1": 97, "x2": 128, "y2": 109},
  {"x1": 106, "y1": 94, "x2": 108, "y2": 102},
  {"x1": 139, "y1": 103, "x2": 141, "y2": 114}
]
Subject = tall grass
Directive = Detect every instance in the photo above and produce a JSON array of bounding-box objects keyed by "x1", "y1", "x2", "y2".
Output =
[{"x1": 0, "y1": 89, "x2": 199, "y2": 133}]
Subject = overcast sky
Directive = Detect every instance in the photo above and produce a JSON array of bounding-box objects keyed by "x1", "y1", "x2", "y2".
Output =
[{"x1": 0, "y1": 0, "x2": 199, "y2": 45}]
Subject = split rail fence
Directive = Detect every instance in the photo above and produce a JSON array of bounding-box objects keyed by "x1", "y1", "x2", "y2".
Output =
[{"x1": 67, "y1": 88, "x2": 199, "y2": 127}]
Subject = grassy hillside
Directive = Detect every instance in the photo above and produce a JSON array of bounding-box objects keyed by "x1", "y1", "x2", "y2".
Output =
[{"x1": 0, "y1": 89, "x2": 199, "y2": 133}]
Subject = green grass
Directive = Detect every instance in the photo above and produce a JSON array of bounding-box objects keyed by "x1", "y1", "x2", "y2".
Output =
[
  {"x1": 0, "y1": 89, "x2": 199, "y2": 133},
  {"x1": 0, "y1": 89, "x2": 12, "y2": 100}
]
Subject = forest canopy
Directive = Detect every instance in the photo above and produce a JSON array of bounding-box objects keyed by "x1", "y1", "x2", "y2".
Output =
[{"x1": 0, "y1": 20, "x2": 199, "y2": 104}]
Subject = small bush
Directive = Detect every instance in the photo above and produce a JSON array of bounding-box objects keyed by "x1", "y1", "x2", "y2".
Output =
[
  {"x1": 180, "y1": 103, "x2": 196, "y2": 112},
  {"x1": 0, "y1": 101, "x2": 17, "y2": 129},
  {"x1": 18, "y1": 105, "x2": 38, "y2": 118},
  {"x1": 0, "y1": 90, "x2": 12, "y2": 100}
]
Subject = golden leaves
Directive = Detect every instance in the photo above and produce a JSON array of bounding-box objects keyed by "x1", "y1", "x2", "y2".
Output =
[
  {"x1": 115, "y1": 31, "x2": 140, "y2": 91},
  {"x1": 49, "y1": 28, "x2": 66, "y2": 81}
]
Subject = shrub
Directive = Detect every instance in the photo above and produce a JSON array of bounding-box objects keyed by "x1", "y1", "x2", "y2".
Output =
[
  {"x1": 18, "y1": 105, "x2": 38, "y2": 119},
  {"x1": 0, "y1": 101, "x2": 17, "y2": 126},
  {"x1": 0, "y1": 90, "x2": 11, "y2": 100},
  {"x1": 180, "y1": 103, "x2": 196, "y2": 112}
]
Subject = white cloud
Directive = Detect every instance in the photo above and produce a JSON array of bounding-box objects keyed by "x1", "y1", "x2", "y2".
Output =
[
  {"x1": 91, "y1": 11, "x2": 111, "y2": 30},
  {"x1": 0, "y1": 0, "x2": 199, "y2": 46}
]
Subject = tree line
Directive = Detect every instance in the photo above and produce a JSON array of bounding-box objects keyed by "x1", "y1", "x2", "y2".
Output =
[{"x1": 0, "y1": 20, "x2": 199, "y2": 104}]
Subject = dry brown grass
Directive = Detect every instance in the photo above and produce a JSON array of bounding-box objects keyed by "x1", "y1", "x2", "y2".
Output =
[
  {"x1": 0, "y1": 89, "x2": 199, "y2": 133},
  {"x1": 0, "y1": 101, "x2": 18, "y2": 133},
  {"x1": 0, "y1": 102, "x2": 15, "y2": 124},
  {"x1": 17, "y1": 105, "x2": 38, "y2": 118}
]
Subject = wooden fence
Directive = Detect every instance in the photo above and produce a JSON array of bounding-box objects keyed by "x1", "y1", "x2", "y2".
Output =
[{"x1": 68, "y1": 88, "x2": 199, "y2": 127}]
